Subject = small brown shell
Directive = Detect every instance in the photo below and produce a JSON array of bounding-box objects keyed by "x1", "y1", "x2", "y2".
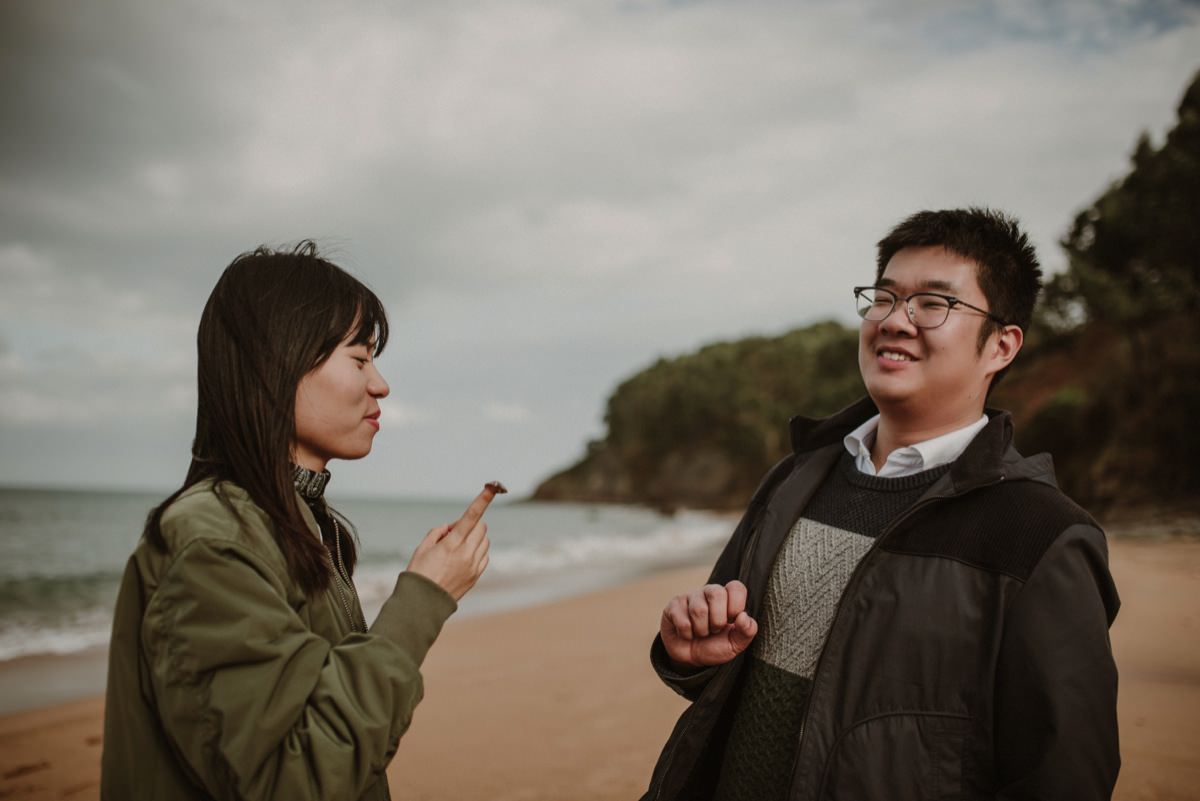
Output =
[{"x1": 484, "y1": 480, "x2": 508, "y2": 494}]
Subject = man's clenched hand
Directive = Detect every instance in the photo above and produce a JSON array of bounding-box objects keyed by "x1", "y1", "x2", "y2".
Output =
[{"x1": 660, "y1": 580, "x2": 758, "y2": 669}]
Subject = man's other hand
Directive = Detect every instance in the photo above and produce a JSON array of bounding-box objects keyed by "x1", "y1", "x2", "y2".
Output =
[{"x1": 660, "y1": 580, "x2": 758, "y2": 669}]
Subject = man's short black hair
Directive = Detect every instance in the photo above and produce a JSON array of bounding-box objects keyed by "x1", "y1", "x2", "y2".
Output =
[{"x1": 875, "y1": 207, "x2": 1043, "y2": 387}]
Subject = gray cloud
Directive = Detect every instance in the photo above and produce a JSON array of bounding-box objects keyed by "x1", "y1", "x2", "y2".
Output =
[{"x1": 1, "y1": 0, "x2": 1197, "y2": 496}]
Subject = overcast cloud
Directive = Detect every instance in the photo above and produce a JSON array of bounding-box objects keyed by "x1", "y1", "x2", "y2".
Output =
[{"x1": 2, "y1": 0, "x2": 1198, "y2": 498}]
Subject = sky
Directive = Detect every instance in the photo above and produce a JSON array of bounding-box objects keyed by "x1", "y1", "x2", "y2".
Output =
[{"x1": 2, "y1": 0, "x2": 1198, "y2": 499}]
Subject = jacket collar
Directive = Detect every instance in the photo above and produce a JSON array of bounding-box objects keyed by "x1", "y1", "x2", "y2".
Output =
[
  {"x1": 789, "y1": 396, "x2": 879, "y2": 453},
  {"x1": 788, "y1": 396, "x2": 1057, "y2": 492}
]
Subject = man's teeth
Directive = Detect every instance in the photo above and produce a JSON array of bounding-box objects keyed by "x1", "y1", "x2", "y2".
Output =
[{"x1": 881, "y1": 351, "x2": 912, "y2": 361}]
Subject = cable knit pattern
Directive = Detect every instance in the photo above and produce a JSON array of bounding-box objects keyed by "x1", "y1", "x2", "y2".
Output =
[
  {"x1": 714, "y1": 453, "x2": 950, "y2": 801},
  {"x1": 752, "y1": 520, "x2": 874, "y2": 676}
]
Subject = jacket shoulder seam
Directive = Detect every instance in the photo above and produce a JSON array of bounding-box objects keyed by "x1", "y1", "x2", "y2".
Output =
[{"x1": 875, "y1": 547, "x2": 1031, "y2": 583}]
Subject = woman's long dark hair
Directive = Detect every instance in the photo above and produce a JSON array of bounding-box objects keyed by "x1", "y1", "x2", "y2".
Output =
[{"x1": 144, "y1": 241, "x2": 389, "y2": 596}]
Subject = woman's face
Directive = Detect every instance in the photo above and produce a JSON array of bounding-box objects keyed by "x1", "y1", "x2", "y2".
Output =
[{"x1": 292, "y1": 335, "x2": 389, "y2": 470}]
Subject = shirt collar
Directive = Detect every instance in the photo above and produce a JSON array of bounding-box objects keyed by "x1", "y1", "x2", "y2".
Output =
[{"x1": 844, "y1": 413, "x2": 990, "y2": 478}]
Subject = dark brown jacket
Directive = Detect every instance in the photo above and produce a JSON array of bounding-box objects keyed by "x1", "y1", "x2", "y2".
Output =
[{"x1": 643, "y1": 399, "x2": 1120, "y2": 801}]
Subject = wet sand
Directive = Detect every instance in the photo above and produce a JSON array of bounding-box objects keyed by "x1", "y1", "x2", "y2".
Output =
[{"x1": 1, "y1": 539, "x2": 1197, "y2": 800}]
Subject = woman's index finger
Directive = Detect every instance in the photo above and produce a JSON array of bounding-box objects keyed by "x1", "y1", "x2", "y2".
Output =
[{"x1": 453, "y1": 482, "x2": 505, "y2": 535}]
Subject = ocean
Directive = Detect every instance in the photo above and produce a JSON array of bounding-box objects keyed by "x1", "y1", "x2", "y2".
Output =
[{"x1": 0, "y1": 486, "x2": 733, "y2": 665}]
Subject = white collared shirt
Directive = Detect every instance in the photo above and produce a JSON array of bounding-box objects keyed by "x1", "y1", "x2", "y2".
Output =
[{"x1": 843, "y1": 413, "x2": 989, "y2": 478}]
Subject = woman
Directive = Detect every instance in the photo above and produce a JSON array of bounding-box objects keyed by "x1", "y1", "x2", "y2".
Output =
[{"x1": 101, "y1": 243, "x2": 495, "y2": 800}]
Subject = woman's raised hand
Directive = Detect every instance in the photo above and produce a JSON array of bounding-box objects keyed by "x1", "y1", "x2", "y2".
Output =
[{"x1": 405, "y1": 485, "x2": 497, "y2": 601}]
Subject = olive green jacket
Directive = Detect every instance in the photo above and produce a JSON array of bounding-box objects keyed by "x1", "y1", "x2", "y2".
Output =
[{"x1": 101, "y1": 480, "x2": 457, "y2": 801}]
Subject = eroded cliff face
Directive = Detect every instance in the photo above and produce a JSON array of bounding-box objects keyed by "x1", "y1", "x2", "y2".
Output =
[
  {"x1": 532, "y1": 321, "x2": 864, "y2": 512},
  {"x1": 533, "y1": 443, "x2": 754, "y2": 512},
  {"x1": 532, "y1": 443, "x2": 635, "y2": 505}
]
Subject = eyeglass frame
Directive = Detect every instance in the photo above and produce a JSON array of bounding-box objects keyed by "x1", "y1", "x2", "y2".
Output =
[{"x1": 852, "y1": 285, "x2": 1009, "y2": 329}]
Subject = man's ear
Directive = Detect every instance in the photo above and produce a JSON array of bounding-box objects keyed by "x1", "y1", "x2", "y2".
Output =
[{"x1": 984, "y1": 324, "x2": 1024, "y2": 378}]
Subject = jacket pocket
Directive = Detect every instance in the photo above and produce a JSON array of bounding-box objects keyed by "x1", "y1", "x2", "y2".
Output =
[{"x1": 818, "y1": 712, "x2": 971, "y2": 801}]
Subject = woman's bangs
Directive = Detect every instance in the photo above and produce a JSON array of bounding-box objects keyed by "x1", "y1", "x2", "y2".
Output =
[{"x1": 347, "y1": 288, "x2": 389, "y2": 357}]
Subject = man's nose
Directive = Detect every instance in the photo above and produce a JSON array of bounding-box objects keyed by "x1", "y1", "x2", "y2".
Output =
[{"x1": 878, "y1": 300, "x2": 918, "y2": 335}]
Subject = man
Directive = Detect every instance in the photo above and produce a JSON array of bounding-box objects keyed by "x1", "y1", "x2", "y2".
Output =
[{"x1": 643, "y1": 208, "x2": 1120, "y2": 801}]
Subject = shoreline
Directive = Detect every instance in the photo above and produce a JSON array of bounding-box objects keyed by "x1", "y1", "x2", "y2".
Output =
[
  {"x1": 0, "y1": 494, "x2": 737, "y2": 688},
  {"x1": 0, "y1": 540, "x2": 728, "y2": 717},
  {"x1": 0, "y1": 648, "x2": 110, "y2": 717},
  {"x1": 1, "y1": 539, "x2": 1198, "y2": 800}
]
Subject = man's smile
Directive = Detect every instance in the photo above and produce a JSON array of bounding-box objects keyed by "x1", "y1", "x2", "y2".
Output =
[{"x1": 877, "y1": 346, "x2": 918, "y2": 362}]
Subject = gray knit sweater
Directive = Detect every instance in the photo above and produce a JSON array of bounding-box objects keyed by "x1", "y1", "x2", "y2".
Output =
[{"x1": 714, "y1": 453, "x2": 951, "y2": 801}]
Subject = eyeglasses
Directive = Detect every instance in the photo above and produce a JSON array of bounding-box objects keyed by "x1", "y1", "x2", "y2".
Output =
[{"x1": 853, "y1": 286, "x2": 1008, "y2": 329}]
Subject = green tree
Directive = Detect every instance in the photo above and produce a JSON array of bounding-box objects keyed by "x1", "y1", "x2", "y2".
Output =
[{"x1": 1019, "y1": 69, "x2": 1200, "y2": 508}]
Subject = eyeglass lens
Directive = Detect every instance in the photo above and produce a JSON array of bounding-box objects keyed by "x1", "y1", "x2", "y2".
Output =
[{"x1": 856, "y1": 289, "x2": 951, "y2": 328}]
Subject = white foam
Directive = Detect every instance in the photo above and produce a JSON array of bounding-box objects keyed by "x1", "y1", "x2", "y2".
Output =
[
  {"x1": 0, "y1": 611, "x2": 114, "y2": 661},
  {"x1": 486, "y1": 511, "x2": 731, "y2": 575}
]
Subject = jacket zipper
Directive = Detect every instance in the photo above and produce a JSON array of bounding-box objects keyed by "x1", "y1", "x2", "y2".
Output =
[
  {"x1": 786, "y1": 474, "x2": 1005, "y2": 798},
  {"x1": 650, "y1": 496, "x2": 778, "y2": 801}
]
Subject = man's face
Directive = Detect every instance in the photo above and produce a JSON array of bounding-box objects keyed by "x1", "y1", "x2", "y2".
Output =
[{"x1": 858, "y1": 245, "x2": 1002, "y2": 420}]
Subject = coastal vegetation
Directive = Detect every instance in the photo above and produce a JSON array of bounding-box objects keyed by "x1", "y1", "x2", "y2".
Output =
[{"x1": 534, "y1": 70, "x2": 1200, "y2": 514}]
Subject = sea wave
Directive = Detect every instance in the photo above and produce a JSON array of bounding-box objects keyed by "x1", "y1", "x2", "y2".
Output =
[
  {"x1": 486, "y1": 510, "x2": 731, "y2": 575},
  {"x1": 0, "y1": 510, "x2": 734, "y2": 661},
  {"x1": 0, "y1": 570, "x2": 126, "y2": 661},
  {"x1": 0, "y1": 569, "x2": 125, "y2": 606},
  {"x1": 0, "y1": 610, "x2": 115, "y2": 661},
  {"x1": 350, "y1": 511, "x2": 732, "y2": 617}
]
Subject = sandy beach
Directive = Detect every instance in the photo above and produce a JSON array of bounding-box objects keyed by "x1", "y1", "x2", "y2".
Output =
[{"x1": 1, "y1": 538, "x2": 1197, "y2": 801}]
